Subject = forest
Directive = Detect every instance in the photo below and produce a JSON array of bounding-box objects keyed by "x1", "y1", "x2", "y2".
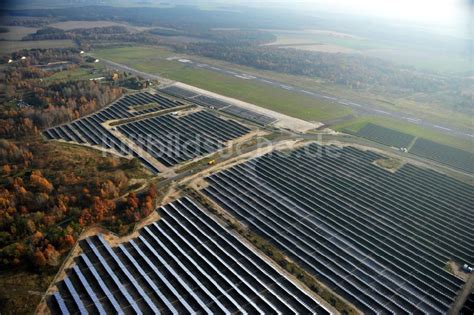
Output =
[
  {"x1": 22, "y1": 25, "x2": 129, "y2": 41},
  {"x1": 0, "y1": 48, "x2": 158, "y2": 137},
  {"x1": 0, "y1": 48, "x2": 158, "y2": 273}
]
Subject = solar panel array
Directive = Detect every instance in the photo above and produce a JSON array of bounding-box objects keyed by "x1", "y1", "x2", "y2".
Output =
[
  {"x1": 356, "y1": 123, "x2": 415, "y2": 148},
  {"x1": 203, "y1": 143, "x2": 473, "y2": 314},
  {"x1": 160, "y1": 85, "x2": 199, "y2": 99},
  {"x1": 461, "y1": 293, "x2": 474, "y2": 315},
  {"x1": 93, "y1": 92, "x2": 185, "y2": 122},
  {"x1": 409, "y1": 138, "x2": 474, "y2": 174},
  {"x1": 116, "y1": 111, "x2": 250, "y2": 167},
  {"x1": 192, "y1": 94, "x2": 231, "y2": 109},
  {"x1": 48, "y1": 197, "x2": 329, "y2": 315},
  {"x1": 221, "y1": 105, "x2": 277, "y2": 126},
  {"x1": 160, "y1": 85, "x2": 277, "y2": 126},
  {"x1": 42, "y1": 92, "x2": 191, "y2": 174}
]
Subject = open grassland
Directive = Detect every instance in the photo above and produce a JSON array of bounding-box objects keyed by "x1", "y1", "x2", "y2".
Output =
[
  {"x1": 95, "y1": 47, "x2": 352, "y2": 122},
  {"x1": 332, "y1": 116, "x2": 474, "y2": 152},
  {"x1": 0, "y1": 270, "x2": 55, "y2": 315},
  {"x1": 44, "y1": 65, "x2": 105, "y2": 82},
  {"x1": 0, "y1": 40, "x2": 76, "y2": 55},
  {"x1": 94, "y1": 45, "x2": 473, "y2": 131}
]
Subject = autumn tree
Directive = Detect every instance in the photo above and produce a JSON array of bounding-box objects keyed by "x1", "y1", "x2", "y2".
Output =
[
  {"x1": 32, "y1": 249, "x2": 47, "y2": 267},
  {"x1": 28, "y1": 170, "x2": 53, "y2": 193}
]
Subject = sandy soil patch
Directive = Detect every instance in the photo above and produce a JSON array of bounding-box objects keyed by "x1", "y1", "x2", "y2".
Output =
[
  {"x1": 172, "y1": 82, "x2": 320, "y2": 133},
  {"x1": 280, "y1": 43, "x2": 357, "y2": 54},
  {"x1": 301, "y1": 29, "x2": 362, "y2": 39},
  {"x1": 263, "y1": 29, "x2": 361, "y2": 40}
]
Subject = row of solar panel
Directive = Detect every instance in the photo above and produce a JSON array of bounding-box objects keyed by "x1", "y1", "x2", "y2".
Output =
[
  {"x1": 221, "y1": 105, "x2": 277, "y2": 126},
  {"x1": 460, "y1": 293, "x2": 474, "y2": 315},
  {"x1": 48, "y1": 197, "x2": 330, "y2": 314},
  {"x1": 203, "y1": 144, "x2": 472, "y2": 314},
  {"x1": 44, "y1": 115, "x2": 161, "y2": 174},
  {"x1": 160, "y1": 85, "x2": 277, "y2": 126},
  {"x1": 42, "y1": 91, "x2": 194, "y2": 174},
  {"x1": 94, "y1": 92, "x2": 184, "y2": 123},
  {"x1": 116, "y1": 111, "x2": 250, "y2": 167}
]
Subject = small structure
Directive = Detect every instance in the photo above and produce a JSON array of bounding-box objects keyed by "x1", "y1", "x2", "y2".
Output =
[
  {"x1": 462, "y1": 264, "x2": 473, "y2": 273},
  {"x1": 89, "y1": 77, "x2": 105, "y2": 81},
  {"x1": 17, "y1": 100, "x2": 31, "y2": 109},
  {"x1": 36, "y1": 61, "x2": 72, "y2": 72}
]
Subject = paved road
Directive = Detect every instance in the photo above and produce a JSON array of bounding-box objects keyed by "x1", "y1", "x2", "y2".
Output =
[
  {"x1": 99, "y1": 59, "x2": 173, "y2": 85},
  {"x1": 98, "y1": 56, "x2": 474, "y2": 141}
]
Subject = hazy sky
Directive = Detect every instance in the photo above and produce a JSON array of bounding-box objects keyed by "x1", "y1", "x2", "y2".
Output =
[
  {"x1": 293, "y1": 0, "x2": 472, "y2": 23},
  {"x1": 247, "y1": 0, "x2": 473, "y2": 26}
]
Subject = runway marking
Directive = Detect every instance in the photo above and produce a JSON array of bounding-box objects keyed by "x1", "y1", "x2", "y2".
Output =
[{"x1": 433, "y1": 125, "x2": 452, "y2": 131}]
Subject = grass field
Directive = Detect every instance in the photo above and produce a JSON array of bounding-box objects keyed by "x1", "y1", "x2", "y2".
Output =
[
  {"x1": 95, "y1": 45, "x2": 474, "y2": 131},
  {"x1": 94, "y1": 45, "x2": 473, "y2": 151},
  {"x1": 0, "y1": 269, "x2": 55, "y2": 315},
  {"x1": 332, "y1": 116, "x2": 474, "y2": 152},
  {"x1": 44, "y1": 65, "x2": 104, "y2": 82},
  {"x1": 95, "y1": 46, "x2": 352, "y2": 122},
  {"x1": 93, "y1": 45, "x2": 474, "y2": 153}
]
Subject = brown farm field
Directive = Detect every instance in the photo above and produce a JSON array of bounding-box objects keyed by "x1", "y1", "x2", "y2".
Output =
[{"x1": 0, "y1": 26, "x2": 38, "y2": 41}]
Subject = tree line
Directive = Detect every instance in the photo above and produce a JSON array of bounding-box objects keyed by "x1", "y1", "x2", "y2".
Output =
[{"x1": 0, "y1": 48, "x2": 158, "y2": 270}]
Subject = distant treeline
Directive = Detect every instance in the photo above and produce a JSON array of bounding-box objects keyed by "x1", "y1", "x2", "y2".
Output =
[
  {"x1": 22, "y1": 25, "x2": 129, "y2": 41},
  {"x1": 5, "y1": 5, "x2": 321, "y2": 30},
  {"x1": 149, "y1": 28, "x2": 276, "y2": 45}
]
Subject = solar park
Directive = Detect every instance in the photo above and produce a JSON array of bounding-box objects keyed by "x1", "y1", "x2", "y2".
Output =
[
  {"x1": 203, "y1": 143, "x2": 473, "y2": 314},
  {"x1": 117, "y1": 111, "x2": 250, "y2": 167},
  {"x1": 41, "y1": 86, "x2": 473, "y2": 315},
  {"x1": 42, "y1": 90, "x2": 252, "y2": 172},
  {"x1": 47, "y1": 197, "x2": 330, "y2": 314}
]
